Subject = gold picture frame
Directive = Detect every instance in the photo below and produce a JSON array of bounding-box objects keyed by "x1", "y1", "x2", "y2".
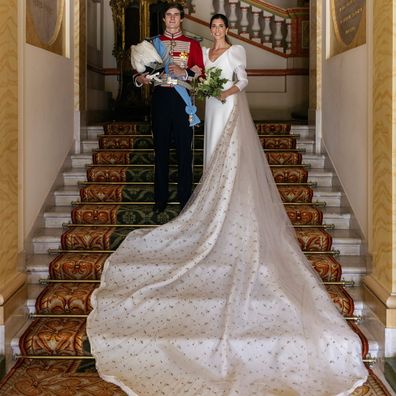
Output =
[
  {"x1": 26, "y1": 0, "x2": 66, "y2": 56},
  {"x1": 329, "y1": 0, "x2": 366, "y2": 57}
]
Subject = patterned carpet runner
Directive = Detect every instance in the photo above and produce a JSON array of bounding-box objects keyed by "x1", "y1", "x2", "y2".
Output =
[{"x1": 0, "y1": 122, "x2": 391, "y2": 395}]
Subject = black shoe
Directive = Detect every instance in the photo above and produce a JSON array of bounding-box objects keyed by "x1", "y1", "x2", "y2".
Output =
[{"x1": 153, "y1": 202, "x2": 167, "y2": 214}]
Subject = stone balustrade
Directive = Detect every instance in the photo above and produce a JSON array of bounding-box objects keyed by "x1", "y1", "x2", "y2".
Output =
[{"x1": 184, "y1": 0, "x2": 309, "y2": 57}]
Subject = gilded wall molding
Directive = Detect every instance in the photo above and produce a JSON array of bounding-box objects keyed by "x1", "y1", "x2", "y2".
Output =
[
  {"x1": 363, "y1": 0, "x2": 396, "y2": 327},
  {"x1": 0, "y1": 1, "x2": 25, "y2": 296}
]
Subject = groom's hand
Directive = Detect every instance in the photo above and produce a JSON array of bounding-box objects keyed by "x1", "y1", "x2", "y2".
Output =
[
  {"x1": 136, "y1": 72, "x2": 151, "y2": 85},
  {"x1": 168, "y1": 64, "x2": 186, "y2": 77}
]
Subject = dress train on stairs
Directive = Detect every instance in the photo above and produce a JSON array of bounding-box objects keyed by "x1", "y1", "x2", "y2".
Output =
[{"x1": 87, "y1": 92, "x2": 367, "y2": 396}]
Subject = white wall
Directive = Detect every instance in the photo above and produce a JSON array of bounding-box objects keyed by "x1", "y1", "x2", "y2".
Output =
[
  {"x1": 321, "y1": 1, "x2": 368, "y2": 237},
  {"x1": 23, "y1": 6, "x2": 75, "y2": 238}
]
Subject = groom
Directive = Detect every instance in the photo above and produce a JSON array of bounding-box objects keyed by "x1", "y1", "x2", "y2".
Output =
[{"x1": 134, "y1": 2, "x2": 204, "y2": 213}]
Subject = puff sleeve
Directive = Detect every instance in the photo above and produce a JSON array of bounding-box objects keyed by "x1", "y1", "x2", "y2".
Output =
[{"x1": 229, "y1": 45, "x2": 248, "y2": 91}]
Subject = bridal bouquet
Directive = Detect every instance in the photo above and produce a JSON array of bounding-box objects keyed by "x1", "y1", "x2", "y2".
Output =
[{"x1": 193, "y1": 67, "x2": 228, "y2": 102}]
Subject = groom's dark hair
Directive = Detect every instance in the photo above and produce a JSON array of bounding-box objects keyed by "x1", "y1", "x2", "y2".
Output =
[{"x1": 162, "y1": 2, "x2": 185, "y2": 20}]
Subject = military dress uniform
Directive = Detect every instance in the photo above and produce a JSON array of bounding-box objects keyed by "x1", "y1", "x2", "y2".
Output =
[{"x1": 136, "y1": 30, "x2": 204, "y2": 210}]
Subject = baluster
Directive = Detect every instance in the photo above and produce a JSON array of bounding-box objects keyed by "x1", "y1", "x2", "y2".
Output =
[
  {"x1": 273, "y1": 15, "x2": 284, "y2": 51},
  {"x1": 262, "y1": 11, "x2": 272, "y2": 47},
  {"x1": 251, "y1": 6, "x2": 262, "y2": 43},
  {"x1": 217, "y1": 0, "x2": 226, "y2": 15},
  {"x1": 239, "y1": 2, "x2": 250, "y2": 39},
  {"x1": 183, "y1": 1, "x2": 191, "y2": 15},
  {"x1": 210, "y1": 0, "x2": 215, "y2": 15},
  {"x1": 228, "y1": 0, "x2": 239, "y2": 33},
  {"x1": 285, "y1": 18, "x2": 292, "y2": 54}
]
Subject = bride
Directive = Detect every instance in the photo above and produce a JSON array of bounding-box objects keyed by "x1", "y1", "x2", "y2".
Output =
[{"x1": 87, "y1": 13, "x2": 368, "y2": 396}]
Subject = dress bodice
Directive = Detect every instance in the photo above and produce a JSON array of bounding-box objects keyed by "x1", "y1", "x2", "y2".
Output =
[
  {"x1": 203, "y1": 45, "x2": 248, "y2": 91},
  {"x1": 203, "y1": 45, "x2": 248, "y2": 166}
]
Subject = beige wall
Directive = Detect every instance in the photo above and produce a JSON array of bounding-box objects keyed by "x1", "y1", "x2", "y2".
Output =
[
  {"x1": 22, "y1": 2, "x2": 75, "y2": 239},
  {"x1": 321, "y1": 0, "x2": 368, "y2": 237}
]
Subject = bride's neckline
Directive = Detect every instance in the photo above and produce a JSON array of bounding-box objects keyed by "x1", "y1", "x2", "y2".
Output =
[{"x1": 208, "y1": 46, "x2": 232, "y2": 63}]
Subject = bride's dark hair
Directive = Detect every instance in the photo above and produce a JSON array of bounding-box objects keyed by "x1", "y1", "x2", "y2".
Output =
[{"x1": 210, "y1": 13, "x2": 232, "y2": 45}]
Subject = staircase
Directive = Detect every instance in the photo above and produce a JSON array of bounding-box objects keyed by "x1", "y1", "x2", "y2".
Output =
[{"x1": 0, "y1": 119, "x2": 391, "y2": 395}]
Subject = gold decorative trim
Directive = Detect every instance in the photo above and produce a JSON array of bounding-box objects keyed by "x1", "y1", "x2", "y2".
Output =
[
  {"x1": 364, "y1": 275, "x2": 396, "y2": 328},
  {"x1": 0, "y1": 272, "x2": 27, "y2": 307},
  {"x1": 329, "y1": 0, "x2": 366, "y2": 57},
  {"x1": 26, "y1": 0, "x2": 66, "y2": 56}
]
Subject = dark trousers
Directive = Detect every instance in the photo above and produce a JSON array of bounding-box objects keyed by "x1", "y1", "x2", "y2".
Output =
[{"x1": 151, "y1": 87, "x2": 193, "y2": 207}]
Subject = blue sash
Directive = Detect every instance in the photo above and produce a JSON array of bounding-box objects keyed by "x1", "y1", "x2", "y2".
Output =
[{"x1": 152, "y1": 37, "x2": 200, "y2": 127}]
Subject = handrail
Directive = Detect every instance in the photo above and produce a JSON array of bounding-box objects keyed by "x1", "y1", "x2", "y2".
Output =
[
  {"x1": 248, "y1": 68, "x2": 308, "y2": 76},
  {"x1": 185, "y1": 2, "x2": 309, "y2": 58},
  {"x1": 242, "y1": 0, "x2": 308, "y2": 18},
  {"x1": 87, "y1": 63, "x2": 308, "y2": 77},
  {"x1": 185, "y1": 14, "x2": 288, "y2": 58},
  {"x1": 87, "y1": 64, "x2": 120, "y2": 76}
]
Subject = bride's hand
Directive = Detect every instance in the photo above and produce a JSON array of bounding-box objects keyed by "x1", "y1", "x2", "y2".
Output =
[
  {"x1": 218, "y1": 91, "x2": 227, "y2": 103},
  {"x1": 191, "y1": 65, "x2": 202, "y2": 77}
]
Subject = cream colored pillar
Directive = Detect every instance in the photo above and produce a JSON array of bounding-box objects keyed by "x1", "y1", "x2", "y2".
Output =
[
  {"x1": 364, "y1": 0, "x2": 396, "y2": 332},
  {"x1": 0, "y1": 0, "x2": 27, "y2": 363},
  {"x1": 309, "y1": 0, "x2": 322, "y2": 153}
]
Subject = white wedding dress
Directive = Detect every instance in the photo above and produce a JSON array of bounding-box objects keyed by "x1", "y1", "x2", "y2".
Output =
[{"x1": 87, "y1": 45, "x2": 368, "y2": 396}]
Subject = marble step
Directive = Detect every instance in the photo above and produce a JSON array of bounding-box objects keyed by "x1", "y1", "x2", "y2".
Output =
[
  {"x1": 32, "y1": 228, "x2": 63, "y2": 254},
  {"x1": 54, "y1": 186, "x2": 81, "y2": 206},
  {"x1": 302, "y1": 153, "x2": 325, "y2": 168},
  {"x1": 322, "y1": 206, "x2": 351, "y2": 229},
  {"x1": 81, "y1": 125, "x2": 314, "y2": 141},
  {"x1": 337, "y1": 255, "x2": 368, "y2": 285},
  {"x1": 70, "y1": 152, "x2": 326, "y2": 170},
  {"x1": 31, "y1": 226, "x2": 361, "y2": 256},
  {"x1": 290, "y1": 125, "x2": 315, "y2": 139},
  {"x1": 347, "y1": 286, "x2": 365, "y2": 317},
  {"x1": 81, "y1": 126, "x2": 104, "y2": 140},
  {"x1": 11, "y1": 329, "x2": 378, "y2": 362},
  {"x1": 308, "y1": 168, "x2": 334, "y2": 187},
  {"x1": 26, "y1": 284, "x2": 46, "y2": 314},
  {"x1": 25, "y1": 254, "x2": 53, "y2": 284},
  {"x1": 81, "y1": 138, "x2": 316, "y2": 154},
  {"x1": 63, "y1": 165, "x2": 329, "y2": 187},
  {"x1": 313, "y1": 187, "x2": 343, "y2": 207},
  {"x1": 43, "y1": 204, "x2": 351, "y2": 230},
  {"x1": 44, "y1": 206, "x2": 72, "y2": 228},
  {"x1": 25, "y1": 250, "x2": 368, "y2": 286},
  {"x1": 328, "y1": 229, "x2": 362, "y2": 256},
  {"x1": 71, "y1": 153, "x2": 93, "y2": 168},
  {"x1": 63, "y1": 169, "x2": 87, "y2": 186},
  {"x1": 356, "y1": 317, "x2": 381, "y2": 360},
  {"x1": 18, "y1": 276, "x2": 374, "y2": 362},
  {"x1": 53, "y1": 186, "x2": 345, "y2": 208}
]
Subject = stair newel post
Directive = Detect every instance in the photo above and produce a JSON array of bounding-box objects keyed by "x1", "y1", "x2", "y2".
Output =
[
  {"x1": 273, "y1": 15, "x2": 284, "y2": 51},
  {"x1": 251, "y1": 6, "x2": 262, "y2": 43},
  {"x1": 285, "y1": 18, "x2": 292, "y2": 54},
  {"x1": 228, "y1": 0, "x2": 239, "y2": 32},
  {"x1": 262, "y1": 11, "x2": 272, "y2": 47},
  {"x1": 239, "y1": 2, "x2": 250, "y2": 39}
]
